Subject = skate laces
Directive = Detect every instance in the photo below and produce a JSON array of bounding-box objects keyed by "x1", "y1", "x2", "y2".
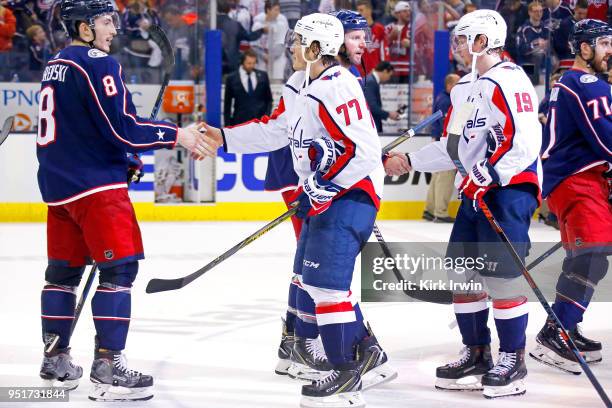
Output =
[
  {"x1": 448, "y1": 346, "x2": 470, "y2": 368},
  {"x1": 315, "y1": 370, "x2": 339, "y2": 386},
  {"x1": 306, "y1": 338, "x2": 328, "y2": 362},
  {"x1": 489, "y1": 352, "x2": 516, "y2": 375},
  {"x1": 113, "y1": 354, "x2": 142, "y2": 377}
]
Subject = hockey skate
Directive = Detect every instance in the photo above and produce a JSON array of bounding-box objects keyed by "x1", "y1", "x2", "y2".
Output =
[
  {"x1": 355, "y1": 327, "x2": 398, "y2": 391},
  {"x1": 275, "y1": 318, "x2": 296, "y2": 375},
  {"x1": 435, "y1": 345, "x2": 493, "y2": 391},
  {"x1": 89, "y1": 349, "x2": 153, "y2": 401},
  {"x1": 288, "y1": 337, "x2": 333, "y2": 381},
  {"x1": 39, "y1": 344, "x2": 83, "y2": 390},
  {"x1": 300, "y1": 363, "x2": 365, "y2": 408},
  {"x1": 571, "y1": 325, "x2": 602, "y2": 364},
  {"x1": 530, "y1": 320, "x2": 581, "y2": 375},
  {"x1": 482, "y1": 349, "x2": 527, "y2": 399}
]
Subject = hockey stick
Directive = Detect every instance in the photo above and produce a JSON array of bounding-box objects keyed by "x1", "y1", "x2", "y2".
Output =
[
  {"x1": 0, "y1": 116, "x2": 14, "y2": 147},
  {"x1": 148, "y1": 25, "x2": 175, "y2": 120},
  {"x1": 446, "y1": 104, "x2": 612, "y2": 408},
  {"x1": 146, "y1": 112, "x2": 444, "y2": 294},
  {"x1": 370, "y1": 110, "x2": 454, "y2": 304},
  {"x1": 44, "y1": 36, "x2": 173, "y2": 352}
]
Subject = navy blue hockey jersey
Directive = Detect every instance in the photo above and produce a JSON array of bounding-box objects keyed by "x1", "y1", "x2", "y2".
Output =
[
  {"x1": 36, "y1": 45, "x2": 178, "y2": 204},
  {"x1": 541, "y1": 69, "x2": 612, "y2": 197}
]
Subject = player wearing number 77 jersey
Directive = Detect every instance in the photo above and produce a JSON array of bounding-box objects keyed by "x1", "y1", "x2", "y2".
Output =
[
  {"x1": 202, "y1": 13, "x2": 387, "y2": 408},
  {"x1": 35, "y1": 0, "x2": 216, "y2": 401},
  {"x1": 386, "y1": 10, "x2": 542, "y2": 398}
]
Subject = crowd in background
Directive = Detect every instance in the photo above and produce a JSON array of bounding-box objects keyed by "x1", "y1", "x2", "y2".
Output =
[{"x1": 0, "y1": 0, "x2": 611, "y2": 83}]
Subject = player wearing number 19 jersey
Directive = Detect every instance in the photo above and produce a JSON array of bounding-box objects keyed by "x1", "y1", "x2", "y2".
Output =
[
  {"x1": 405, "y1": 10, "x2": 542, "y2": 399},
  {"x1": 36, "y1": 0, "x2": 208, "y2": 401}
]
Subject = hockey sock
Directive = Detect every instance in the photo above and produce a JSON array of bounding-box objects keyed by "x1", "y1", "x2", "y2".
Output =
[
  {"x1": 552, "y1": 299, "x2": 588, "y2": 331},
  {"x1": 493, "y1": 296, "x2": 529, "y2": 352},
  {"x1": 285, "y1": 276, "x2": 299, "y2": 333},
  {"x1": 91, "y1": 283, "x2": 131, "y2": 351},
  {"x1": 316, "y1": 301, "x2": 368, "y2": 366},
  {"x1": 41, "y1": 284, "x2": 77, "y2": 349},
  {"x1": 453, "y1": 293, "x2": 491, "y2": 346},
  {"x1": 295, "y1": 285, "x2": 319, "y2": 339}
]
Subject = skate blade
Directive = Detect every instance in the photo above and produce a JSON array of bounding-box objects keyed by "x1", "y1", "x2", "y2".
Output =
[
  {"x1": 288, "y1": 362, "x2": 330, "y2": 382},
  {"x1": 275, "y1": 358, "x2": 292, "y2": 375},
  {"x1": 361, "y1": 362, "x2": 398, "y2": 391},
  {"x1": 529, "y1": 345, "x2": 581, "y2": 375},
  {"x1": 434, "y1": 376, "x2": 484, "y2": 391},
  {"x1": 584, "y1": 350, "x2": 602, "y2": 364},
  {"x1": 41, "y1": 378, "x2": 79, "y2": 391},
  {"x1": 483, "y1": 379, "x2": 526, "y2": 399},
  {"x1": 88, "y1": 383, "x2": 153, "y2": 402},
  {"x1": 300, "y1": 391, "x2": 365, "y2": 408}
]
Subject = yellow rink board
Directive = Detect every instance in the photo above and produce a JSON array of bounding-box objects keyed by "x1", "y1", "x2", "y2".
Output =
[{"x1": 0, "y1": 201, "x2": 461, "y2": 222}]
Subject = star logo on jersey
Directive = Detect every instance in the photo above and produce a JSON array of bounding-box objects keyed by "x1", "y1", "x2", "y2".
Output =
[{"x1": 156, "y1": 129, "x2": 165, "y2": 140}]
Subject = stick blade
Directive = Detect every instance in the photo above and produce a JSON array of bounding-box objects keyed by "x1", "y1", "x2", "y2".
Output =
[
  {"x1": 0, "y1": 116, "x2": 14, "y2": 146},
  {"x1": 146, "y1": 277, "x2": 185, "y2": 294},
  {"x1": 147, "y1": 25, "x2": 175, "y2": 74}
]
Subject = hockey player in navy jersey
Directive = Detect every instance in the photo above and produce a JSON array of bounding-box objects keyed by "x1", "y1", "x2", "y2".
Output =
[
  {"x1": 385, "y1": 10, "x2": 542, "y2": 398},
  {"x1": 530, "y1": 19, "x2": 612, "y2": 374},
  {"x1": 201, "y1": 13, "x2": 393, "y2": 408},
  {"x1": 36, "y1": 0, "x2": 213, "y2": 401}
]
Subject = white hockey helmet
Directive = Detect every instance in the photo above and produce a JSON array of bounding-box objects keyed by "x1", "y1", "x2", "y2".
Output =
[
  {"x1": 294, "y1": 13, "x2": 344, "y2": 58},
  {"x1": 453, "y1": 9, "x2": 507, "y2": 54}
]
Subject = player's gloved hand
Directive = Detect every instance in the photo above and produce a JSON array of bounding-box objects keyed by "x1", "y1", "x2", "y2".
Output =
[
  {"x1": 459, "y1": 159, "x2": 499, "y2": 201},
  {"x1": 308, "y1": 137, "x2": 342, "y2": 172},
  {"x1": 127, "y1": 153, "x2": 144, "y2": 183},
  {"x1": 292, "y1": 172, "x2": 343, "y2": 219}
]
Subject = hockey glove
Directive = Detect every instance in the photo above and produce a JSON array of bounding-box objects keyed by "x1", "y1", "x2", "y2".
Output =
[
  {"x1": 127, "y1": 153, "x2": 144, "y2": 183},
  {"x1": 308, "y1": 137, "x2": 342, "y2": 172},
  {"x1": 293, "y1": 172, "x2": 343, "y2": 219},
  {"x1": 459, "y1": 159, "x2": 500, "y2": 201}
]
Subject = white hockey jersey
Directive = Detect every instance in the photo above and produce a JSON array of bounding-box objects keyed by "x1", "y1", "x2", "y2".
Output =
[
  {"x1": 409, "y1": 61, "x2": 542, "y2": 194},
  {"x1": 221, "y1": 64, "x2": 385, "y2": 207}
]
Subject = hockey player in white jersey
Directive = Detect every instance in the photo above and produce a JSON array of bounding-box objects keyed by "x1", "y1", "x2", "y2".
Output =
[
  {"x1": 386, "y1": 10, "x2": 542, "y2": 399},
  {"x1": 201, "y1": 13, "x2": 392, "y2": 408}
]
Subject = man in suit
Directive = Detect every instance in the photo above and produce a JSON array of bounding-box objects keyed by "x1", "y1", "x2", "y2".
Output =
[
  {"x1": 224, "y1": 49, "x2": 273, "y2": 126},
  {"x1": 364, "y1": 61, "x2": 400, "y2": 133}
]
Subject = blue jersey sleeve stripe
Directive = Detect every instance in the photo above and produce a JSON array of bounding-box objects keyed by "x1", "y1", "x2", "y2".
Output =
[
  {"x1": 556, "y1": 82, "x2": 612, "y2": 156},
  {"x1": 51, "y1": 59, "x2": 176, "y2": 149}
]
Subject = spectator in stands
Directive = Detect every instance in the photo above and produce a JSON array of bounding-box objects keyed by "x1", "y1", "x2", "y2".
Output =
[
  {"x1": 413, "y1": 0, "x2": 435, "y2": 77},
  {"x1": 422, "y1": 73, "x2": 459, "y2": 223},
  {"x1": 356, "y1": 0, "x2": 388, "y2": 76},
  {"x1": 553, "y1": 0, "x2": 588, "y2": 67},
  {"x1": 251, "y1": 0, "x2": 288, "y2": 81},
  {"x1": 543, "y1": 0, "x2": 572, "y2": 30},
  {"x1": 163, "y1": 5, "x2": 198, "y2": 79},
  {"x1": 279, "y1": 0, "x2": 300, "y2": 28},
  {"x1": 240, "y1": 0, "x2": 266, "y2": 18},
  {"x1": 26, "y1": 23, "x2": 49, "y2": 75},
  {"x1": 47, "y1": 3, "x2": 69, "y2": 52},
  {"x1": 463, "y1": 3, "x2": 478, "y2": 14},
  {"x1": 500, "y1": 0, "x2": 529, "y2": 61},
  {"x1": 585, "y1": 0, "x2": 608, "y2": 22},
  {"x1": 217, "y1": 0, "x2": 263, "y2": 74},
  {"x1": 0, "y1": 2, "x2": 16, "y2": 79},
  {"x1": 385, "y1": 0, "x2": 411, "y2": 83},
  {"x1": 229, "y1": 0, "x2": 252, "y2": 31},
  {"x1": 223, "y1": 49, "x2": 273, "y2": 126},
  {"x1": 364, "y1": 61, "x2": 400, "y2": 133},
  {"x1": 517, "y1": 1, "x2": 550, "y2": 84},
  {"x1": 122, "y1": 0, "x2": 161, "y2": 69}
]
